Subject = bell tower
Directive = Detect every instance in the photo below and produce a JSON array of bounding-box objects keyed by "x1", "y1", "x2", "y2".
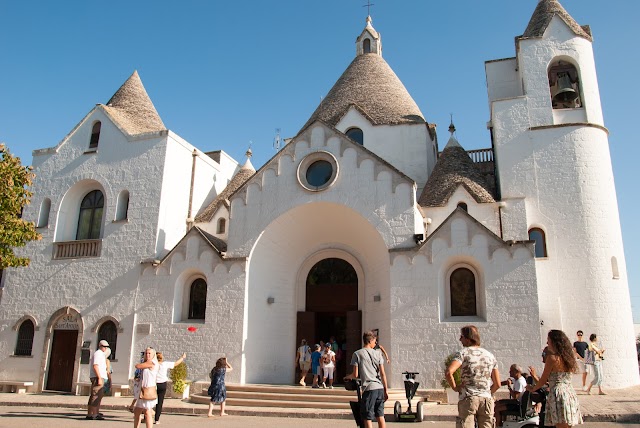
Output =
[{"x1": 487, "y1": 0, "x2": 638, "y2": 388}]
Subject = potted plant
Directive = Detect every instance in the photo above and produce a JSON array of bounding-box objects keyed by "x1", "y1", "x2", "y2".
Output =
[
  {"x1": 169, "y1": 361, "x2": 190, "y2": 399},
  {"x1": 441, "y1": 353, "x2": 461, "y2": 404}
]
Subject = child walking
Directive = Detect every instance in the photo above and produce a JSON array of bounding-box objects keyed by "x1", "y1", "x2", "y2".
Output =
[{"x1": 207, "y1": 357, "x2": 233, "y2": 417}]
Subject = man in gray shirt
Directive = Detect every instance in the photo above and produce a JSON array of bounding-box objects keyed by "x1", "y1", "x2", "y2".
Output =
[{"x1": 345, "y1": 331, "x2": 389, "y2": 428}]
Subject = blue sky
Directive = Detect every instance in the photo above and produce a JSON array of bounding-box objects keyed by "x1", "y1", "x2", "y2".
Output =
[{"x1": 2, "y1": 1, "x2": 639, "y2": 321}]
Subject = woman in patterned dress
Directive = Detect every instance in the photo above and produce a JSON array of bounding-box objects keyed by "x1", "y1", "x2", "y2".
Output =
[
  {"x1": 207, "y1": 357, "x2": 233, "y2": 417},
  {"x1": 527, "y1": 330, "x2": 583, "y2": 427}
]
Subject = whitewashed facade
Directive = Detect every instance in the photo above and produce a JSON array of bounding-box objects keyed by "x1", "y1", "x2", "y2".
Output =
[{"x1": 1, "y1": 0, "x2": 637, "y2": 391}]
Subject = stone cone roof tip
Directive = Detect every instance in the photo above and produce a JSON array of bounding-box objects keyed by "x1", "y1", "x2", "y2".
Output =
[
  {"x1": 419, "y1": 141, "x2": 495, "y2": 207},
  {"x1": 195, "y1": 155, "x2": 256, "y2": 223},
  {"x1": 523, "y1": 0, "x2": 592, "y2": 41},
  {"x1": 104, "y1": 70, "x2": 166, "y2": 135},
  {"x1": 302, "y1": 54, "x2": 425, "y2": 130}
]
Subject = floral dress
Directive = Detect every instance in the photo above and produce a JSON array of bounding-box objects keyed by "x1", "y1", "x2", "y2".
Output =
[
  {"x1": 208, "y1": 367, "x2": 227, "y2": 404},
  {"x1": 546, "y1": 372, "x2": 583, "y2": 426}
]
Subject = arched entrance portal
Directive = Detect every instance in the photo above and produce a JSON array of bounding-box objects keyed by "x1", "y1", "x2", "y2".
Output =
[
  {"x1": 297, "y1": 258, "x2": 361, "y2": 384},
  {"x1": 42, "y1": 307, "x2": 83, "y2": 392}
]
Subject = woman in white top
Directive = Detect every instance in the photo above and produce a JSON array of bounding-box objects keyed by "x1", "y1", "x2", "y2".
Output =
[
  {"x1": 155, "y1": 352, "x2": 186, "y2": 424},
  {"x1": 134, "y1": 347, "x2": 159, "y2": 428},
  {"x1": 320, "y1": 343, "x2": 336, "y2": 389}
]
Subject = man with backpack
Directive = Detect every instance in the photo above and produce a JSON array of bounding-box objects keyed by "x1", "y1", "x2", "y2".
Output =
[
  {"x1": 345, "y1": 331, "x2": 389, "y2": 428},
  {"x1": 296, "y1": 339, "x2": 311, "y2": 386}
]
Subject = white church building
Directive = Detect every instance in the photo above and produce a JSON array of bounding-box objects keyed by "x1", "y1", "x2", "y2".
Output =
[{"x1": 1, "y1": 0, "x2": 637, "y2": 392}]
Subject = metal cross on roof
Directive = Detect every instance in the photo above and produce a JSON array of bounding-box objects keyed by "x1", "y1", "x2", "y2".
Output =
[{"x1": 363, "y1": 0, "x2": 375, "y2": 16}]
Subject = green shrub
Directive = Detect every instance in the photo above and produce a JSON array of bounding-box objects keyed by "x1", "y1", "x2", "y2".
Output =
[
  {"x1": 169, "y1": 362, "x2": 188, "y2": 394},
  {"x1": 440, "y1": 353, "x2": 461, "y2": 389}
]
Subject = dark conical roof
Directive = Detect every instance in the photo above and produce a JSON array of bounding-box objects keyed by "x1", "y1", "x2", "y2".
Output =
[
  {"x1": 418, "y1": 137, "x2": 495, "y2": 207},
  {"x1": 302, "y1": 54, "x2": 425, "y2": 130},
  {"x1": 103, "y1": 71, "x2": 166, "y2": 135},
  {"x1": 522, "y1": 0, "x2": 592, "y2": 41}
]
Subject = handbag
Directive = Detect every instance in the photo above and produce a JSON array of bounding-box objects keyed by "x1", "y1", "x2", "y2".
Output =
[
  {"x1": 584, "y1": 349, "x2": 594, "y2": 365},
  {"x1": 139, "y1": 386, "x2": 157, "y2": 400}
]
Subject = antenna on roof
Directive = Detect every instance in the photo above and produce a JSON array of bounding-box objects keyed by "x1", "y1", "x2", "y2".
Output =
[
  {"x1": 363, "y1": 0, "x2": 375, "y2": 17},
  {"x1": 273, "y1": 129, "x2": 282, "y2": 151}
]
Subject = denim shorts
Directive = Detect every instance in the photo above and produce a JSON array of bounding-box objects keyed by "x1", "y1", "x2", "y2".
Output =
[{"x1": 361, "y1": 388, "x2": 385, "y2": 420}]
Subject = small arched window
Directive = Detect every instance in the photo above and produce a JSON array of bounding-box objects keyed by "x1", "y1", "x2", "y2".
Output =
[
  {"x1": 77, "y1": 190, "x2": 104, "y2": 240},
  {"x1": 37, "y1": 198, "x2": 51, "y2": 228},
  {"x1": 457, "y1": 202, "x2": 468, "y2": 212},
  {"x1": 98, "y1": 321, "x2": 118, "y2": 360},
  {"x1": 548, "y1": 61, "x2": 582, "y2": 109},
  {"x1": 188, "y1": 278, "x2": 207, "y2": 320},
  {"x1": 611, "y1": 256, "x2": 620, "y2": 280},
  {"x1": 89, "y1": 121, "x2": 102, "y2": 149},
  {"x1": 528, "y1": 228, "x2": 547, "y2": 258},
  {"x1": 363, "y1": 39, "x2": 371, "y2": 54},
  {"x1": 217, "y1": 218, "x2": 226, "y2": 234},
  {"x1": 15, "y1": 319, "x2": 35, "y2": 356},
  {"x1": 345, "y1": 128, "x2": 364, "y2": 145},
  {"x1": 115, "y1": 190, "x2": 129, "y2": 221},
  {"x1": 450, "y1": 268, "x2": 477, "y2": 317}
]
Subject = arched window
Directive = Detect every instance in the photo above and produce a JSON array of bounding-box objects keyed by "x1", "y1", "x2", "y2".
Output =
[
  {"x1": 457, "y1": 202, "x2": 468, "y2": 212},
  {"x1": 217, "y1": 218, "x2": 226, "y2": 234},
  {"x1": 15, "y1": 319, "x2": 35, "y2": 356},
  {"x1": 98, "y1": 321, "x2": 118, "y2": 360},
  {"x1": 611, "y1": 256, "x2": 620, "y2": 280},
  {"x1": 115, "y1": 190, "x2": 129, "y2": 221},
  {"x1": 363, "y1": 39, "x2": 371, "y2": 54},
  {"x1": 345, "y1": 127, "x2": 364, "y2": 145},
  {"x1": 89, "y1": 121, "x2": 101, "y2": 149},
  {"x1": 548, "y1": 61, "x2": 582, "y2": 109},
  {"x1": 450, "y1": 268, "x2": 477, "y2": 316},
  {"x1": 188, "y1": 278, "x2": 207, "y2": 320},
  {"x1": 77, "y1": 190, "x2": 104, "y2": 240},
  {"x1": 528, "y1": 228, "x2": 547, "y2": 258},
  {"x1": 37, "y1": 198, "x2": 51, "y2": 228}
]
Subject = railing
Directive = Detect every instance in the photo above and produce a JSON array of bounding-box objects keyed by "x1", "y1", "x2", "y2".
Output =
[
  {"x1": 467, "y1": 148, "x2": 494, "y2": 163},
  {"x1": 53, "y1": 240, "x2": 102, "y2": 260}
]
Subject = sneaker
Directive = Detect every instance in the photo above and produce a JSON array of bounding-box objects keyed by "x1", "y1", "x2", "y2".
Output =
[
  {"x1": 85, "y1": 416, "x2": 96, "y2": 420},
  {"x1": 329, "y1": 385, "x2": 334, "y2": 389},
  {"x1": 582, "y1": 386, "x2": 588, "y2": 391},
  {"x1": 312, "y1": 385, "x2": 319, "y2": 389},
  {"x1": 95, "y1": 415, "x2": 105, "y2": 421},
  {"x1": 321, "y1": 382, "x2": 326, "y2": 389}
]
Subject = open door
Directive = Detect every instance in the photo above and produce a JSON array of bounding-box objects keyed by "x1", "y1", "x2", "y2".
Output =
[
  {"x1": 296, "y1": 311, "x2": 316, "y2": 384},
  {"x1": 345, "y1": 310, "x2": 362, "y2": 373}
]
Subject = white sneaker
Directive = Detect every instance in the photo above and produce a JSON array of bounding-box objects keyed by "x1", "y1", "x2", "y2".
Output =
[
  {"x1": 582, "y1": 386, "x2": 588, "y2": 391},
  {"x1": 321, "y1": 382, "x2": 326, "y2": 389},
  {"x1": 329, "y1": 385, "x2": 334, "y2": 389}
]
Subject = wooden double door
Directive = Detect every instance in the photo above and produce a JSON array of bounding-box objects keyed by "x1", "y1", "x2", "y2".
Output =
[{"x1": 46, "y1": 329, "x2": 78, "y2": 392}]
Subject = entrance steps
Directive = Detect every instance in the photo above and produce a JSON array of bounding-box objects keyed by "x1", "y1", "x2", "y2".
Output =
[{"x1": 190, "y1": 383, "x2": 438, "y2": 418}]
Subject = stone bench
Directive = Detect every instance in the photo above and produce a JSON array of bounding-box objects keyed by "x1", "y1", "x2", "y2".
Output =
[
  {"x1": 0, "y1": 380, "x2": 34, "y2": 394},
  {"x1": 76, "y1": 381, "x2": 130, "y2": 397}
]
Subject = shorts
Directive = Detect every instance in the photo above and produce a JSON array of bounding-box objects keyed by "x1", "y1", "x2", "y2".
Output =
[
  {"x1": 87, "y1": 377, "x2": 104, "y2": 408},
  {"x1": 299, "y1": 361, "x2": 311, "y2": 371},
  {"x1": 457, "y1": 396, "x2": 494, "y2": 428},
  {"x1": 361, "y1": 388, "x2": 385, "y2": 420},
  {"x1": 322, "y1": 367, "x2": 334, "y2": 379},
  {"x1": 576, "y1": 359, "x2": 588, "y2": 374}
]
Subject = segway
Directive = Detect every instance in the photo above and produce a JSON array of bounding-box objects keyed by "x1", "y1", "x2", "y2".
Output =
[{"x1": 394, "y1": 371, "x2": 424, "y2": 422}]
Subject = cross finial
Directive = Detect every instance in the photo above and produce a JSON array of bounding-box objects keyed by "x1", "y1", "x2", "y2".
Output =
[{"x1": 363, "y1": 0, "x2": 375, "y2": 17}]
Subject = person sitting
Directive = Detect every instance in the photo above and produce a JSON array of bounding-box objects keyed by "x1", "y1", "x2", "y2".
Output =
[{"x1": 494, "y1": 364, "x2": 527, "y2": 427}]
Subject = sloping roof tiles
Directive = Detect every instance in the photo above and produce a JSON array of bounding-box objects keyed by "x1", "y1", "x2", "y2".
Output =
[
  {"x1": 418, "y1": 138, "x2": 495, "y2": 207},
  {"x1": 302, "y1": 54, "x2": 425, "y2": 129},
  {"x1": 522, "y1": 0, "x2": 592, "y2": 41},
  {"x1": 103, "y1": 71, "x2": 166, "y2": 135}
]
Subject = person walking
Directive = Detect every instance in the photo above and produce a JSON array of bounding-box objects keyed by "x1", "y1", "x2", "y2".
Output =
[
  {"x1": 207, "y1": 357, "x2": 233, "y2": 417},
  {"x1": 310, "y1": 344, "x2": 322, "y2": 388},
  {"x1": 446, "y1": 325, "x2": 500, "y2": 428},
  {"x1": 155, "y1": 351, "x2": 186, "y2": 424},
  {"x1": 345, "y1": 330, "x2": 388, "y2": 428},
  {"x1": 86, "y1": 340, "x2": 109, "y2": 420},
  {"x1": 585, "y1": 333, "x2": 606, "y2": 395},
  {"x1": 295, "y1": 339, "x2": 311, "y2": 386},
  {"x1": 134, "y1": 347, "x2": 159, "y2": 428},
  {"x1": 320, "y1": 343, "x2": 336, "y2": 388},
  {"x1": 573, "y1": 330, "x2": 589, "y2": 391},
  {"x1": 527, "y1": 330, "x2": 583, "y2": 427}
]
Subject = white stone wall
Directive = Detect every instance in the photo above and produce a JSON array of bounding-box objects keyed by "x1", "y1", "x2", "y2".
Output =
[
  {"x1": 488, "y1": 18, "x2": 638, "y2": 387},
  {"x1": 336, "y1": 108, "x2": 435, "y2": 194},
  {"x1": 390, "y1": 210, "x2": 540, "y2": 389}
]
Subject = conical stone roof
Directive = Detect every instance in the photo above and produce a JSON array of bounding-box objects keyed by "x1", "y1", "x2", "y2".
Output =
[
  {"x1": 522, "y1": 0, "x2": 592, "y2": 41},
  {"x1": 302, "y1": 54, "x2": 425, "y2": 129},
  {"x1": 103, "y1": 71, "x2": 166, "y2": 135},
  {"x1": 195, "y1": 156, "x2": 256, "y2": 223},
  {"x1": 418, "y1": 137, "x2": 495, "y2": 207}
]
